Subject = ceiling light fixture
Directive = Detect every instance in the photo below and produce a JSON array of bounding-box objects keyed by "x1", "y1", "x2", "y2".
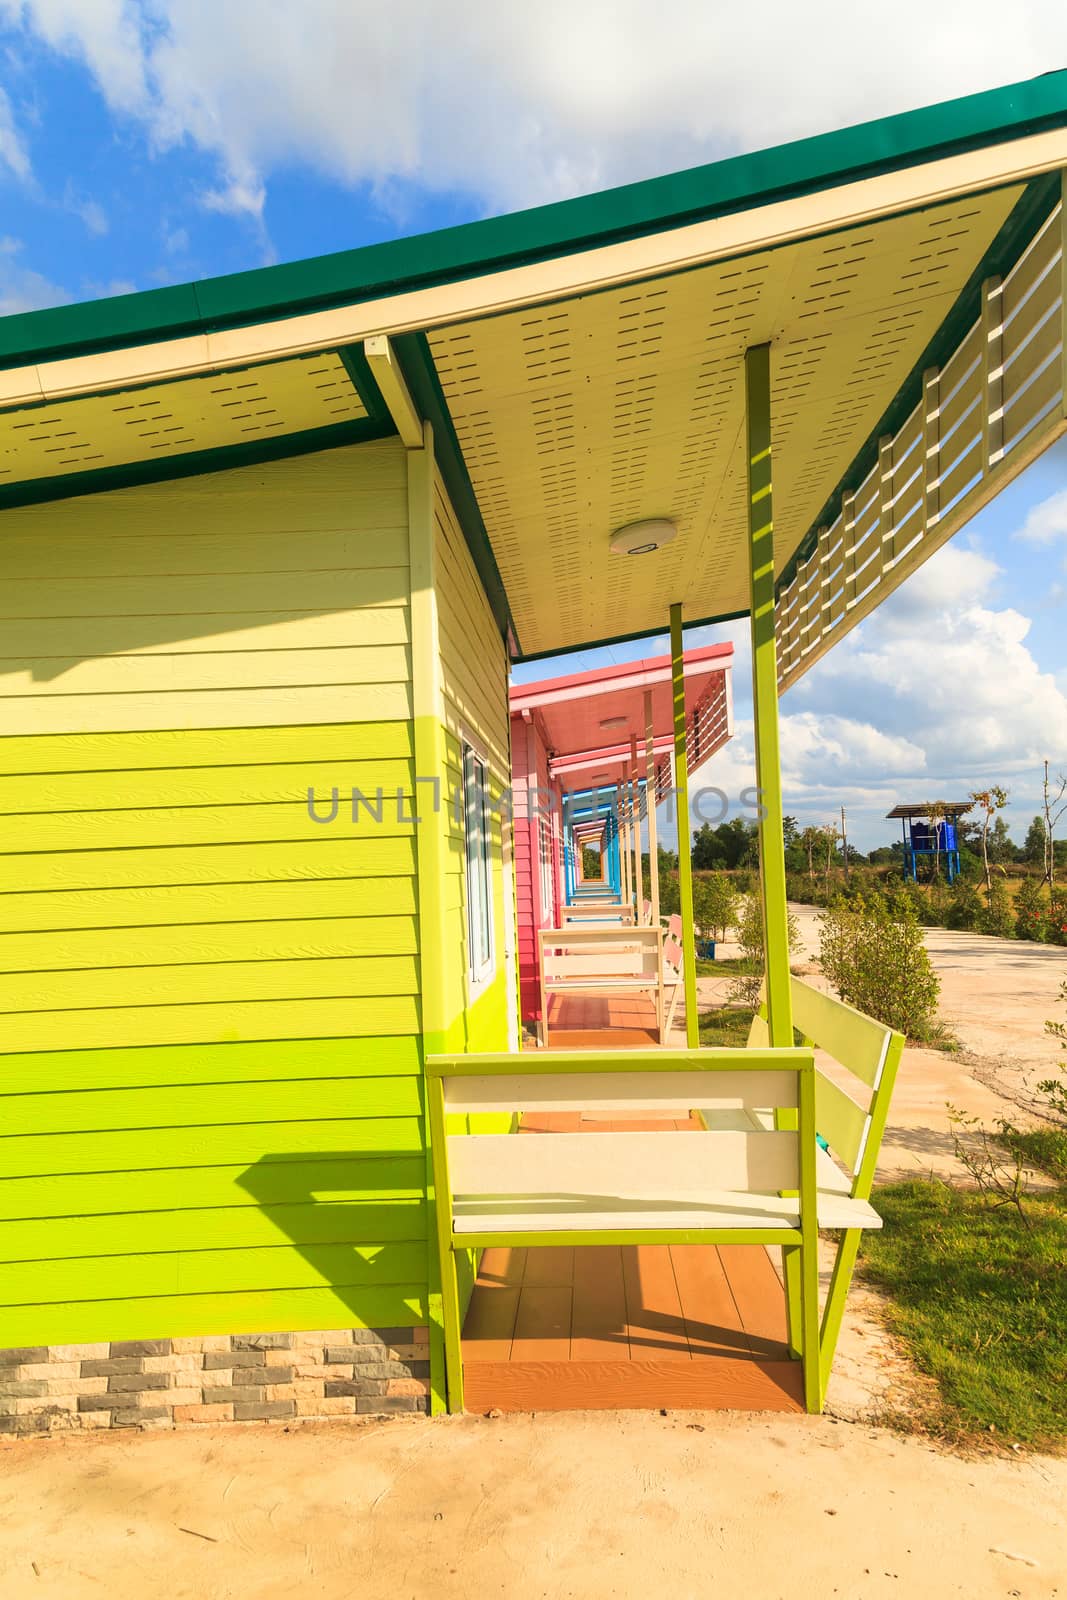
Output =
[
  {"x1": 599, "y1": 716, "x2": 627, "y2": 730},
  {"x1": 609, "y1": 517, "x2": 677, "y2": 556}
]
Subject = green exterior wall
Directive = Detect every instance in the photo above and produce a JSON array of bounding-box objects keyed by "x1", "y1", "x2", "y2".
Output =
[{"x1": 0, "y1": 438, "x2": 512, "y2": 1354}]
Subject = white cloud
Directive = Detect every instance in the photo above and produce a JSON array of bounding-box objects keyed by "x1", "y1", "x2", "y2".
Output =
[
  {"x1": 0, "y1": 234, "x2": 70, "y2": 313},
  {"x1": 62, "y1": 183, "x2": 109, "y2": 235},
  {"x1": 1017, "y1": 486, "x2": 1067, "y2": 545},
  {"x1": 0, "y1": 85, "x2": 30, "y2": 179},
  {"x1": 800, "y1": 546, "x2": 1067, "y2": 772},
  {"x1": 684, "y1": 543, "x2": 1067, "y2": 850},
  {"x1": 1, "y1": 1, "x2": 1066, "y2": 217}
]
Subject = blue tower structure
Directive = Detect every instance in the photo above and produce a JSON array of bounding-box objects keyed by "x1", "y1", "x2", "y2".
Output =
[{"x1": 887, "y1": 802, "x2": 970, "y2": 884}]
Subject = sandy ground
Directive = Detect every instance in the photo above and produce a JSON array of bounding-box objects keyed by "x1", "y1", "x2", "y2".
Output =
[
  {"x1": 2, "y1": 1411, "x2": 1065, "y2": 1600},
  {"x1": 2, "y1": 912, "x2": 1064, "y2": 1599}
]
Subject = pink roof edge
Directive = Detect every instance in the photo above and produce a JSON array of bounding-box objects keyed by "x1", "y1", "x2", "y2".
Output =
[{"x1": 509, "y1": 640, "x2": 733, "y2": 709}]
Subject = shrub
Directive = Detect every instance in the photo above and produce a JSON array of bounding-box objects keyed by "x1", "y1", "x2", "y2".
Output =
[
  {"x1": 730, "y1": 894, "x2": 801, "y2": 1007},
  {"x1": 818, "y1": 892, "x2": 940, "y2": 1040},
  {"x1": 1015, "y1": 875, "x2": 1049, "y2": 942},
  {"x1": 1049, "y1": 889, "x2": 1067, "y2": 948},
  {"x1": 691, "y1": 872, "x2": 739, "y2": 941},
  {"x1": 889, "y1": 879, "x2": 930, "y2": 923},
  {"x1": 945, "y1": 879, "x2": 984, "y2": 931},
  {"x1": 658, "y1": 872, "x2": 681, "y2": 919},
  {"x1": 976, "y1": 879, "x2": 1016, "y2": 939},
  {"x1": 924, "y1": 878, "x2": 950, "y2": 927}
]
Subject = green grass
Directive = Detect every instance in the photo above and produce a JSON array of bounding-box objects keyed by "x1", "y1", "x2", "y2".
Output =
[
  {"x1": 999, "y1": 1125, "x2": 1067, "y2": 1182},
  {"x1": 697, "y1": 1005, "x2": 756, "y2": 1048},
  {"x1": 695, "y1": 956, "x2": 746, "y2": 976},
  {"x1": 860, "y1": 1180, "x2": 1067, "y2": 1448}
]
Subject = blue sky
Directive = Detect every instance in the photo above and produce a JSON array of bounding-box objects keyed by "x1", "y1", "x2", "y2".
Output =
[{"x1": 1, "y1": 2, "x2": 1066, "y2": 851}]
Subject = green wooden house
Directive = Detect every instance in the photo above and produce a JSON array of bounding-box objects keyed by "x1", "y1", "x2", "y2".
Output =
[{"x1": 1, "y1": 72, "x2": 1066, "y2": 1430}]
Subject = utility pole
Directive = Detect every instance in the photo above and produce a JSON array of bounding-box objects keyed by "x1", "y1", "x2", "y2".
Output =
[{"x1": 841, "y1": 804, "x2": 849, "y2": 882}]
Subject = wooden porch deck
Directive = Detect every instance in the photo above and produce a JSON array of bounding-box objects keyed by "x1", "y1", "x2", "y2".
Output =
[
  {"x1": 532, "y1": 992, "x2": 674, "y2": 1049},
  {"x1": 460, "y1": 1114, "x2": 803, "y2": 1414}
]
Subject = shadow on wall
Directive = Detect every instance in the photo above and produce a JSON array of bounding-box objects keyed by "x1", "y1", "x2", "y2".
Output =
[{"x1": 236, "y1": 1149, "x2": 429, "y2": 1326}]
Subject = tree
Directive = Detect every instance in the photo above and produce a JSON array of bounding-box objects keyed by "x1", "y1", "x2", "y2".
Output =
[
  {"x1": 690, "y1": 818, "x2": 757, "y2": 872},
  {"x1": 691, "y1": 823, "x2": 726, "y2": 871},
  {"x1": 782, "y1": 815, "x2": 799, "y2": 848},
  {"x1": 1023, "y1": 814, "x2": 1047, "y2": 865},
  {"x1": 986, "y1": 815, "x2": 1016, "y2": 866},
  {"x1": 969, "y1": 785, "x2": 1009, "y2": 903},
  {"x1": 799, "y1": 825, "x2": 822, "y2": 882},
  {"x1": 1041, "y1": 761, "x2": 1067, "y2": 887}
]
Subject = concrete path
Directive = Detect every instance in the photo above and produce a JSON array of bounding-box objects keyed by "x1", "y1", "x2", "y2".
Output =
[{"x1": 1, "y1": 1411, "x2": 1065, "y2": 1600}]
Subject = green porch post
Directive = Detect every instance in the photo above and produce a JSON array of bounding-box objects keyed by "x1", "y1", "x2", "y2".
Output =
[
  {"x1": 745, "y1": 345, "x2": 793, "y2": 1049},
  {"x1": 670, "y1": 602, "x2": 700, "y2": 1047}
]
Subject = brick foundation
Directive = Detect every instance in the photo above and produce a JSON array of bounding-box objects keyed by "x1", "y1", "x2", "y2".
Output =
[{"x1": 0, "y1": 1327, "x2": 430, "y2": 1437}]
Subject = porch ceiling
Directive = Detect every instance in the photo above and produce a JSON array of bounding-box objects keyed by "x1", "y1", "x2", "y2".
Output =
[
  {"x1": 0, "y1": 353, "x2": 368, "y2": 487},
  {"x1": 428, "y1": 184, "x2": 1023, "y2": 658}
]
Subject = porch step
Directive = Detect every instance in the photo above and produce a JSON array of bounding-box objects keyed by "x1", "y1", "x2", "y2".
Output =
[{"x1": 461, "y1": 1357, "x2": 804, "y2": 1413}]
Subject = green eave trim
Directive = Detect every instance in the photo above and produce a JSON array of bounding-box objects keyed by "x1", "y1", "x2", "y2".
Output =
[
  {"x1": 392, "y1": 330, "x2": 517, "y2": 651},
  {"x1": 0, "y1": 413, "x2": 396, "y2": 515},
  {"x1": 776, "y1": 169, "x2": 1062, "y2": 593},
  {"x1": 2, "y1": 72, "x2": 1066, "y2": 370},
  {"x1": 511, "y1": 610, "x2": 750, "y2": 666}
]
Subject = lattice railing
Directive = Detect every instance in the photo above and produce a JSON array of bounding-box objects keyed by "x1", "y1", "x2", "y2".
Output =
[
  {"x1": 686, "y1": 674, "x2": 730, "y2": 774},
  {"x1": 777, "y1": 194, "x2": 1067, "y2": 690}
]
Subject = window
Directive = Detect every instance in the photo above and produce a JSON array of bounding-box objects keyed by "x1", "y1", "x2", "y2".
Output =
[
  {"x1": 538, "y1": 816, "x2": 554, "y2": 920},
  {"x1": 462, "y1": 742, "x2": 494, "y2": 988}
]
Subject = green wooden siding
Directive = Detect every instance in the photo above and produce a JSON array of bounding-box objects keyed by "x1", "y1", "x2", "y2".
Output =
[{"x1": 0, "y1": 440, "x2": 430, "y2": 1349}]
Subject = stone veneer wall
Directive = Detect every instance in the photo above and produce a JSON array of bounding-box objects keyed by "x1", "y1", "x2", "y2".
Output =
[{"x1": 0, "y1": 1327, "x2": 429, "y2": 1437}]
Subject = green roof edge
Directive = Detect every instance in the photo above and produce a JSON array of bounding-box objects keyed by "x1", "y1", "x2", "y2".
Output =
[{"x1": 2, "y1": 71, "x2": 1066, "y2": 370}]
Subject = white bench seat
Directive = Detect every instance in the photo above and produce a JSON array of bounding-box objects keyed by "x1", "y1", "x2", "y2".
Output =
[
  {"x1": 448, "y1": 1130, "x2": 881, "y2": 1234},
  {"x1": 697, "y1": 1107, "x2": 854, "y2": 1195}
]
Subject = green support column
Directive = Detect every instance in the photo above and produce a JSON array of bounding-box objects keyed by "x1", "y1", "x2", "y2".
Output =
[
  {"x1": 670, "y1": 602, "x2": 700, "y2": 1047},
  {"x1": 745, "y1": 345, "x2": 793, "y2": 1049}
]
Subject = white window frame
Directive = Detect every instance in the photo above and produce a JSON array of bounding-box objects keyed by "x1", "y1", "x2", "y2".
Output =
[
  {"x1": 538, "y1": 814, "x2": 554, "y2": 921},
  {"x1": 461, "y1": 737, "x2": 496, "y2": 998}
]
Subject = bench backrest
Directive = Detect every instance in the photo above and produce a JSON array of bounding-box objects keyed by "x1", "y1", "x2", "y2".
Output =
[
  {"x1": 748, "y1": 976, "x2": 903, "y2": 1198},
  {"x1": 442, "y1": 1064, "x2": 800, "y2": 1116},
  {"x1": 540, "y1": 925, "x2": 661, "y2": 981},
  {"x1": 429, "y1": 1050, "x2": 816, "y2": 1199}
]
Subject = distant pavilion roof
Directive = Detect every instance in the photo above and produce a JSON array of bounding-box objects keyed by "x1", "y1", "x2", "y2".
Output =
[{"x1": 886, "y1": 802, "x2": 973, "y2": 819}]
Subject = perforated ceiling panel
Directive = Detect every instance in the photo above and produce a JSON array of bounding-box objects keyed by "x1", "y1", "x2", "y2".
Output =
[
  {"x1": 0, "y1": 353, "x2": 366, "y2": 485},
  {"x1": 428, "y1": 187, "x2": 1023, "y2": 656}
]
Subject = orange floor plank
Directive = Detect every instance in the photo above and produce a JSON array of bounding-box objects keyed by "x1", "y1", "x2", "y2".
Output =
[
  {"x1": 462, "y1": 1241, "x2": 803, "y2": 1413},
  {"x1": 570, "y1": 1246, "x2": 630, "y2": 1361},
  {"x1": 621, "y1": 1244, "x2": 692, "y2": 1361},
  {"x1": 539, "y1": 993, "x2": 662, "y2": 1049}
]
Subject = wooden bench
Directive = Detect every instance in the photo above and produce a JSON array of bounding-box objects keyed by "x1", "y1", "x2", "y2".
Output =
[
  {"x1": 560, "y1": 901, "x2": 635, "y2": 925},
  {"x1": 538, "y1": 925, "x2": 663, "y2": 1044},
  {"x1": 426, "y1": 981, "x2": 902, "y2": 1416}
]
